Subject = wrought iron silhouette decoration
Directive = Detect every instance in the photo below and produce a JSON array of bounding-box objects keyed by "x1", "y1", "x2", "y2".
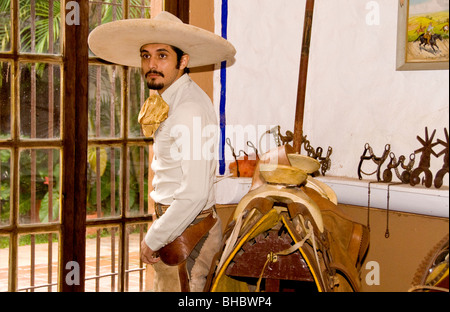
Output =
[
  {"x1": 299, "y1": 133, "x2": 332, "y2": 176},
  {"x1": 383, "y1": 152, "x2": 415, "y2": 184},
  {"x1": 358, "y1": 127, "x2": 448, "y2": 189},
  {"x1": 358, "y1": 143, "x2": 391, "y2": 182}
]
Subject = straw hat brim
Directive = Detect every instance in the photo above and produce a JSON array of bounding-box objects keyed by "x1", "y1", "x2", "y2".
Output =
[{"x1": 88, "y1": 13, "x2": 236, "y2": 68}]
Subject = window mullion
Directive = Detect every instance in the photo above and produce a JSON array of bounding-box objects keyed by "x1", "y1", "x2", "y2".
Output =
[
  {"x1": 7, "y1": 0, "x2": 19, "y2": 292},
  {"x1": 117, "y1": 65, "x2": 129, "y2": 293}
]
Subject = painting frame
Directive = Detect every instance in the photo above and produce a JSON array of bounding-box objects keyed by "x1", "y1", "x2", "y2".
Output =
[{"x1": 396, "y1": 0, "x2": 449, "y2": 71}]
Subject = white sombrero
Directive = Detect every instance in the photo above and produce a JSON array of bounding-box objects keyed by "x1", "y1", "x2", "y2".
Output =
[{"x1": 88, "y1": 11, "x2": 236, "y2": 68}]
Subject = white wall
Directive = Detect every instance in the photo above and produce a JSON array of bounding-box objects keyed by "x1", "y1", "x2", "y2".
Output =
[
  {"x1": 214, "y1": 0, "x2": 305, "y2": 164},
  {"x1": 214, "y1": 0, "x2": 449, "y2": 187}
]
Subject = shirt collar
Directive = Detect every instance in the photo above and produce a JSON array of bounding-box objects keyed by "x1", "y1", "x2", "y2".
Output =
[{"x1": 160, "y1": 73, "x2": 190, "y2": 106}]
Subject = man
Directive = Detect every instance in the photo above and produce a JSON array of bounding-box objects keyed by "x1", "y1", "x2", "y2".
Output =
[
  {"x1": 88, "y1": 11, "x2": 236, "y2": 291},
  {"x1": 424, "y1": 22, "x2": 434, "y2": 45}
]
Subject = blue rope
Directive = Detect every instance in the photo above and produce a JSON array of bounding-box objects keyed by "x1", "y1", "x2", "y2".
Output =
[{"x1": 219, "y1": 0, "x2": 228, "y2": 175}]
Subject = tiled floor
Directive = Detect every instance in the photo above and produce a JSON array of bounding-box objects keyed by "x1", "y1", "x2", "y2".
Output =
[{"x1": 0, "y1": 233, "x2": 154, "y2": 292}]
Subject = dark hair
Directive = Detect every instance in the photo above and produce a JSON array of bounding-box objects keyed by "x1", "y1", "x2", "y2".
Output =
[{"x1": 171, "y1": 45, "x2": 190, "y2": 74}]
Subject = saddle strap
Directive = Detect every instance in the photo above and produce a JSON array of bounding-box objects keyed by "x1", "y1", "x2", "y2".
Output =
[
  {"x1": 159, "y1": 212, "x2": 217, "y2": 266},
  {"x1": 347, "y1": 223, "x2": 364, "y2": 265}
]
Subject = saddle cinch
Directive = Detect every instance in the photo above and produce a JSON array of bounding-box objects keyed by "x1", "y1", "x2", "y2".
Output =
[{"x1": 207, "y1": 145, "x2": 370, "y2": 292}]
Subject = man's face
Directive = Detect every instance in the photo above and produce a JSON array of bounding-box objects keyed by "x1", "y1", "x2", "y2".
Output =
[{"x1": 140, "y1": 43, "x2": 189, "y2": 94}]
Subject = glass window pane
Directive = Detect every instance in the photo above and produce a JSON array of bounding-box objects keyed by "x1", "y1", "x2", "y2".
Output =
[
  {"x1": 19, "y1": 62, "x2": 61, "y2": 139},
  {"x1": 19, "y1": 0, "x2": 61, "y2": 54},
  {"x1": 88, "y1": 0, "x2": 152, "y2": 57},
  {"x1": 18, "y1": 149, "x2": 61, "y2": 225},
  {"x1": 88, "y1": 0, "x2": 125, "y2": 57},
  {"x1": 88, "y1": 65, "x2": 122, "y2": 139},
  {"x1": 128, "y1": 66, "x2": 149, "y2": 138},
  {"x1": 126, "y1": 145, "x2": 149, "y2": 217},
  {"x1": 0, "y1": 61, "x2": 11, "y2": 139},
  {"x1": 0, "y1": 149, "x2": 11, "y2": 226},
  {"x1": 126, "y1": 223, "x2": 149, "y2": 291},
  {"x1": 0, "y1": 1, "x2": 11, "y2": 52},
  {"x1": 85, "y1": 226, "x2": 119, "y2": 292},
  {"x1": 128, "y1": 0, "x2": 151, "y2": 19},
  {"x1": 0, "y1": 235, "x2": 9, "y2": 292},
  {"x1": 17, "y1": 232, "x2": 59, "y2": 292},
  {"x1": 89, "y1": 0, "x2": 124, "y2": 31},
  {"x1": 87, "y1": 147, "x2": 121, "y2": 219}
]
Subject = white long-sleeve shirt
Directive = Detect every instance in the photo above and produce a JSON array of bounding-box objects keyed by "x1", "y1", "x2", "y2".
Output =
[{"x1": 144, "y1": 74, "x2": 217, "y2": 251}]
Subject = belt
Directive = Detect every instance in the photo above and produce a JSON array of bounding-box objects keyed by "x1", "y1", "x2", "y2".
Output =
[{"x1": 155, "y1": 203, "x2": 215, "y2": 219}]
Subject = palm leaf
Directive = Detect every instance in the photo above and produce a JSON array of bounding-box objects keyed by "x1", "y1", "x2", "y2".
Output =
[{"x1": 19, "y1": 0, "x2": 61, "y2": 55}]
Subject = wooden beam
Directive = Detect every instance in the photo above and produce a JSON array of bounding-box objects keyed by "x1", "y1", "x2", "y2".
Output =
[
  {"x1": 60, "y1": 0, "x2": 89, "y2": 292},
  {"x1": 164, "y1": 0, "x2": 190, "y2": 23},
  {"x1": 293, "y1": 0, "x2": 315, "y2": 154}
]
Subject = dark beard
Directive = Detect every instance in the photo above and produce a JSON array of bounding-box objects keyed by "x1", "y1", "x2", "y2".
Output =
[
  {"x1": 144, "y1": 70, "x2": 165, "y2": 90},
  {"x1": 146, "y1": 81, "x2": 164, "y2": 90}
]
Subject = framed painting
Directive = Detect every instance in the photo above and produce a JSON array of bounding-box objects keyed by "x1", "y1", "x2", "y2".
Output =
[{"x1": 396, "y1": 0, "x2": 449, "y2": 70}]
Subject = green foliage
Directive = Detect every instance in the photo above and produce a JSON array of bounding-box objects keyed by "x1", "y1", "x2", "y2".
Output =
[
  {"x1": 39, "y1": 190, "x2": 60, "y2": 222},
  {"x1": 1, "y1": 1, "x2": 152, "y2": 227},
  {"x1": 86, "y1": 146, "x2": 149, "y2": 217},
  {"x1": 1, "y1": 144, "x2": 61, "y2": 224},
  {"x1": 18, "y1": 0, "x2": 61, "y2": 54}
]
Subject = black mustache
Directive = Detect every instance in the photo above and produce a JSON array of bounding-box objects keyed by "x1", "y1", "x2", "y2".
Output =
[{"x1": 145, "y1": 70, "x2": 164, "y2": 78}]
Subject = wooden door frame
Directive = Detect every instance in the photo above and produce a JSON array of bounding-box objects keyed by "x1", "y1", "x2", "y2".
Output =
[
  {"x1": 165, "y1": 0, "x2": 190, "y2": 23},
  {"x1": 60, "y1": 0, "x2": 89, "y2": 292}
]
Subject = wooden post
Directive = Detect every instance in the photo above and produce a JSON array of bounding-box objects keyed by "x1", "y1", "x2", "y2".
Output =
[
  {"x1": 293, "y1": 0, "x2": 315, "y2": 154},
  {"x1": 164, "y1": 0, "x2": 190, "y2": 23},
  {"x1": 60, "y1": 0, "x2": 89, "y2": 292}
]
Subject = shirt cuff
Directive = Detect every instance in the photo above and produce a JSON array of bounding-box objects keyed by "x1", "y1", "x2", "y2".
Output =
[{"x1": 144, "y1": 219, "x2": 166, "y2": 251}]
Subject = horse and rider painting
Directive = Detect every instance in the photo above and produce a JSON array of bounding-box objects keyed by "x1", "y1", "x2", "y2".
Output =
[{"x1": 405, "y1": 0, "x2": 449, "y2": 62}]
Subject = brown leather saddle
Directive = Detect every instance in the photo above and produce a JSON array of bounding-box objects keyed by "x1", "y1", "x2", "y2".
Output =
[{"x1": 208, "y1": 145, "x2": 369, "y2": 292}]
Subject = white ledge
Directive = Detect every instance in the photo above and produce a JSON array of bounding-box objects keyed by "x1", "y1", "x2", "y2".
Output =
[
  {"x1": 315, "y1": 176, "x2": 449, "y2": 218},
  {"x1": 215, "y1": 175, "x2": 449, "y2": 218},
  {"x1": 215, "y1": 176, "x2": 253, "y2": 205}
]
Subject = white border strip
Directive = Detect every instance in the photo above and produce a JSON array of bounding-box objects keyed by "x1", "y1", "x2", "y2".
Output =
[{"x1": 315, "y1": 176, "x2": 449, "y2": 218}]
